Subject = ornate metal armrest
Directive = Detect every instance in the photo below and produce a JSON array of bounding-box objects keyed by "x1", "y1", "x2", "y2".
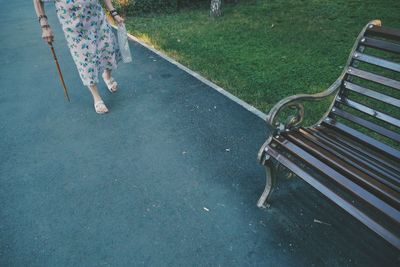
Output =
[
  {"x1": 266, "y1": 78, "x2": 341, "y2": 133},
  {"x1": 257, "y1": 79, "x2": 342, "y2": 164}
]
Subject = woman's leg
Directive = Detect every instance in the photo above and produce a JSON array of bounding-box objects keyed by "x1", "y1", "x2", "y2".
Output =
[
  {"x1": 88, "y1": 84, "x2": 108, "y2": 113},
  {"x1": 103, "y1": 68, "x2": 112, "y2": 80}
]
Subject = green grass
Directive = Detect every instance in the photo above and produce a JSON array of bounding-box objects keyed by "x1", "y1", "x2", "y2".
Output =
[{"x1": 125, "y1": 0, "x2": 400, "y2": 126}]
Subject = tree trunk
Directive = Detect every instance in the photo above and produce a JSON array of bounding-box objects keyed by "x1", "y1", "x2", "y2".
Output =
[{"x1": 210, "y1": 0, "x2": 222, "y2": 17}]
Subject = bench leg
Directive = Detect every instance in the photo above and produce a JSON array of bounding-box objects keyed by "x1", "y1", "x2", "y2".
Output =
[{"x1": 257, "y1": 159, "x2": 276, "y2": 208}]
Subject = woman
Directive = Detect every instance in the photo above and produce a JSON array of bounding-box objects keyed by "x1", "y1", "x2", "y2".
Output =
[{"x1": 33, "y1": 0, "x2": 125, "y2": 114}]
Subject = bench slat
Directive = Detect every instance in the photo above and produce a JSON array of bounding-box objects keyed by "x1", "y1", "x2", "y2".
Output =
[
  {"x1": 331, "y1": 108, "x2": 400, "y2": 142},
  {"x1": 309, "y1": 127, "x2": 400, "y2": 176},
  {"x1": 266, "y1": 145, "x2": 400, "y2": 249},
  {"x1": 361, "y1": 37, "x2": 400, "y2": 54},
  {"x1": 286, "y1": 132, "x2": 400, "y2": 207},
  {"x1": 273, "y1": 135, "x2": 400, "y2": 222},
  {"x1": 323, "y1": 120, "x2": 400, "y2": 160},
  {"x1": 365, "y1": 25, "x2": 400, "y2": 42},
  {"x1": 353, "y1": 52, "x2": 400, "y2": 72},
  {"x1": 347, "y1": 67, "x2": 400, "y2": 90},
  {"x1": 344, "y1": 81, "x2": 400, "y2": 107},
  {"x1": 304, "y1": 128, "x2": 400, "y2": 190},
  {"x1": 338, "y1": 98, "x2": 400, "y2": 128}
]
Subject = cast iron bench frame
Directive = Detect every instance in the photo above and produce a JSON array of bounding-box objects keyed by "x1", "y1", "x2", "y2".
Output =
[{"x1": 257, "y1": 20, "x2": 400, "y2": 249}]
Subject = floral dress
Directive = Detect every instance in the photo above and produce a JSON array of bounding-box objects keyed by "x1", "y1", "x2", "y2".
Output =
[{"x1": 44, "y1": 0, "x2": 122, "y2": 86}]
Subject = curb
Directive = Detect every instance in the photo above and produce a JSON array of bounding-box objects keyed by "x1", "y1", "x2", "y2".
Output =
[{"x1": 111, "y1": 24, "x2": 267, "y2": 121}]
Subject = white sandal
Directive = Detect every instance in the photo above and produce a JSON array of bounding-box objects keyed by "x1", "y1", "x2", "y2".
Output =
[
  {"x1": 102, "y1": 72, "x2": 118, "y2": 93},
  {"x1": 94, "y1": 100, "x2": 109, "y2": 114}
]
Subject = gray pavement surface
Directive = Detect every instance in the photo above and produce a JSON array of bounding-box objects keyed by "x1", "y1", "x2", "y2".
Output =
[{"x1": 0, "y1": 1, "x2": 398, "y2": 266}]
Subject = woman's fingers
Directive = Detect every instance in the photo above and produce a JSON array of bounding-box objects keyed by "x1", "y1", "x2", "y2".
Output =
[
  {"x1": 43, "y1": 35, "x2": 53, "y2": 43},
  {"x1": 42, "y1": 28, "x2": 54, "y2": 43},
  {"x1": 47, "y1": 36, "x2": 54, "y2": 43},
  {"x1": 115, "y1": 15, "x2": 124, "y2": 25}
]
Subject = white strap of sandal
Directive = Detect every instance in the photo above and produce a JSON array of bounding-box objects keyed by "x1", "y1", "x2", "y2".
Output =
[
  {"x1": 102, "y1": 73, "x2": 118, "y2": 88},
  {"x1": 94, "y1": 100, "x2": 105, "y2": 108},
  {"x1": 106, "y1": 77, "x2": 116, "y2": 86}
]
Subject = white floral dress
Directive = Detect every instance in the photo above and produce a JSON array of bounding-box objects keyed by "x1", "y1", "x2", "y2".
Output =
[{"x1": 44, "y1": 0, "x2": 122, "y2": 86}]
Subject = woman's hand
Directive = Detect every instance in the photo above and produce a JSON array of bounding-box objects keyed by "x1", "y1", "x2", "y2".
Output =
[
  {"x1": 42, "y1": 26, "x2": 54, "y2": 44},
  {"x1": 114, "y1": 15, "x2": 124, "y2": 25}
]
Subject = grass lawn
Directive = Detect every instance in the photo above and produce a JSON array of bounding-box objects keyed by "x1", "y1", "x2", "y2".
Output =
[{"x1": 125, "y1": 0, "x2": 400, "y2": 124}]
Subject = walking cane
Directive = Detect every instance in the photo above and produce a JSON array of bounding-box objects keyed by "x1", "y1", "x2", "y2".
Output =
[{"x1": 48, "y1": 41, "x2": 70, "y2": 102}]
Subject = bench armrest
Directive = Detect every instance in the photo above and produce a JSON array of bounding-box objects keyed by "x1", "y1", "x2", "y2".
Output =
[{"x1": 266, "y1": 79, "x2": 341, "y2": 132}]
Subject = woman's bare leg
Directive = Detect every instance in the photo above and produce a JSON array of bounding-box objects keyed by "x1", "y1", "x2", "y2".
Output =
[{"x1": 103, "y1": 68, "x2": 112, "y2": 80}]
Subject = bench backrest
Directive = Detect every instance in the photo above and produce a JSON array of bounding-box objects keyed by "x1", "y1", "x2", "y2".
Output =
[{"x1": 327, "y1": 23, "x2": 400, "y2": 159}]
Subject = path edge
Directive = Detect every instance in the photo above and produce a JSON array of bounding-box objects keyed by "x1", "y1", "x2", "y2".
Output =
[{"x1": 111, "y1": 25, "x2": 267, "y2": 121}]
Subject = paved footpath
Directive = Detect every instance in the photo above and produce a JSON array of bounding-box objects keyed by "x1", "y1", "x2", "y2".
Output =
[{"x1": 0, "y1": 1, "x2": 398, "y2": 266}]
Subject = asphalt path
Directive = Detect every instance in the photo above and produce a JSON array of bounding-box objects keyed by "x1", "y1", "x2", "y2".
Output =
[{"x1": 0, "y1": 1, "x2": 398, "y2": 266}]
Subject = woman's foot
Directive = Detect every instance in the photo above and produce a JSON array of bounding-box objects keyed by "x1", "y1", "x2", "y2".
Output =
[
  {"x1": 87, "y1": 84, "x2": 108, "y2": 114},
  {"x1": 94, "y1": 100, "x2": 109, "y2": 114},
  {"x1": 102, "y1": 70, "x2": 118, "y2": 93}
]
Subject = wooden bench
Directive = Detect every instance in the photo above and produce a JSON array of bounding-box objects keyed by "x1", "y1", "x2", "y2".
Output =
[{"x1": 257, "y1": 20, "x2": 400, "y2": 249}]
